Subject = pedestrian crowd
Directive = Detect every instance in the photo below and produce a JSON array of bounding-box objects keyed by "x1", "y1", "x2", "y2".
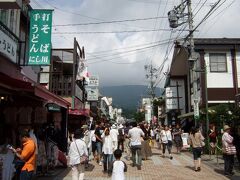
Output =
[
  {"x1": 5, "y1": 120, "x2": 239, "y2": 180},
  {"x1": 67, "y1": 120, "x2": 240, "y2": 180},
  {"x1": 67, "y1": 121, "x2": 188, "y2": 180}
]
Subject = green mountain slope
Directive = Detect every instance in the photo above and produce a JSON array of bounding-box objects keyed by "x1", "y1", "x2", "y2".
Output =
[{"x1": 99, "y1": 85, "x2": 163, "y2": 110}]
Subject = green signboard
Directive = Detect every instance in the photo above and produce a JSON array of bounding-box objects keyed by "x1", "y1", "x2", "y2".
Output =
[
  {"x1": 47, "y1": 103, "x2": 61, "y2": 112},
  {"x1": 28, "y1": 9, "x2": 53, "y2": 65}
]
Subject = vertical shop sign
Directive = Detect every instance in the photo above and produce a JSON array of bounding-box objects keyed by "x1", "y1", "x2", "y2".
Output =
[{"x1": 28, "y1": 10, "x2": 53, "y2": 65}]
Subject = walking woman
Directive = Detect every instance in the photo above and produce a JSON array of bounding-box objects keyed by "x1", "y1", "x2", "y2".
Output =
[
  {"x1": 160, "y1": 125, "x2": 173, "y2": 159},
  {"x1": 222, "y1": 125, "x2": 236, "y2": 176},
  {"x1": 69, "y1": 129, "x2": 88, "y2": 180},
  {"x1": 188, "y1": 127, "x2": 204, "y2": 172},
  {"x1": 101, "y1": 127, "x2": 115, "y2": 174},
  {"x1": 140, "y1": 123, "x2": 152, "y2": 160}
]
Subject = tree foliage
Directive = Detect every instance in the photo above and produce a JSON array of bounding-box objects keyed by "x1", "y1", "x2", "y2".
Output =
[{"x1": 133, "y1": 111, "x2": 145, "y2": 123}]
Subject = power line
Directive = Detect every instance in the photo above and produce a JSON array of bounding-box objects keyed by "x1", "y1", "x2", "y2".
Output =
[
  {"x1": 156, "y1": 0, "x2": 225, "y2": 88},
  {"x1": 144, "y1": 0, "x2": 163, "y2": 65},
  {"x1": 193, "y1": 0, "x2": 203, "y2": 12},
  {"x1": 86, "y1": 39, "x2": 182, "y2": 65},
  {"x1": 193, "y1": 0, "x2": 208, "y2": 18},
  {"x1": 154, "y1": 20, "x2": 189, "y2": 87},
  {"x1": 52, "y1": 28, "x2": 188, "y2": 34},
  {"x1": 87, "y1": 37, "x2": 184, "y2": 56},
  {"x1": 185, "y1": 0, "x2": 224, "y2": 41},
  {"x1": 197, "y1": 0, "x2": 235, "y2": 37},
  {"x1": 156, "y1": 0, "x2": 175, "y2": 74},
  {"x1": 99, "y1": 57, "x2": 147, "y2": 65},
  {"x1": 86, "y1": 50, "x2": 147, "y2": 65},
  {"x1": 151, "y1": 0, "x2": 184, "y2": 89},
  {"x1": 127, "y1": 0, "x2": 212, "y2": 6},
  {"x1": 38, "y1": 0, "x2": 148, "y2": 29},
  {"x1": 87, "y1": 40, "x2": 177, "y2": 62},
  {"x1": 155, "y1": 22, "x2": 188, "y2": 76},
  {"x1": 32, "y1": 0, "x2": 73, "y2": 45},
  {"x1": 53, "y1": 16, "x2": 168, "y2": 27}
]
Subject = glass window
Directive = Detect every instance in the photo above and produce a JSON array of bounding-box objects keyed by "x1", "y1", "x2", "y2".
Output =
[
  {"x1": 0, "y1": 9, "x2": 8, "y2": 25},
  {"x1": 9, "y1": 10, "x2": 14, "y2": 31},
  {"x1": 209, "y1": 53, "x2": 227, "y2": 72}
]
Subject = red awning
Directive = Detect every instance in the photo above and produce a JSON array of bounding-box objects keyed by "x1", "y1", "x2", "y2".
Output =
[
  {"x1": 69, "y1": 109, "x2": 90, "y2": 117},
  {"x1": 0, "y1": 73, "x2": 34, "y2": 91},
  {"x1": 0, "y1": 73, "x2": 70, "y2": 108},
  {"x1": 35, "y1": 85, "x2": 71, "y2": 108}
]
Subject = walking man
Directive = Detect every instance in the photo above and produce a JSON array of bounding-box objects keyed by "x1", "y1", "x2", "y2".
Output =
[
  {"x1": 95, "y1": 122, "x2": 103, "y2": 165},
  {"x1": 128, "y1": 122, "x2": 144, "y2": 170}
]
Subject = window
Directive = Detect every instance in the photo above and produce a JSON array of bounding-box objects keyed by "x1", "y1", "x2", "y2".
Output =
[
  {"x1": 209, "y1": 53, "x2": 227, "y2": 72},
  {"x1": 0, "y1": 9, "x2": 8, "y2": 25},
  {"x1": 9, "y1": 10, "x2": 14, "y2": 31}
]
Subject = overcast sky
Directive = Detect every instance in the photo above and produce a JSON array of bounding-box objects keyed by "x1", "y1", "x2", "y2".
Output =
[{"x1": 31, "y1": 0, "x2": 240, "y2": 87}]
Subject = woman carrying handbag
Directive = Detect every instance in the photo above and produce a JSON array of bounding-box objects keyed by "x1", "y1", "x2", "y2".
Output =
[
  {"x1": 69, "y1": 129, "x2": 88, "y2": 180},
  {"x1": 222, "y1": 125, "x2": 236, "y2": 177}
]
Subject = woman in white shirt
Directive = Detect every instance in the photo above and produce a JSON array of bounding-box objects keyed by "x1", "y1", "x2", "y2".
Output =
[
  {"x1": 69, "y1": 129, "x2": 88, "y2": 180},
  {"x1": 89, "y1": 125, "x2": 96, "y2": 160},
  {"x1": 101, "y1": 127, "x2": 115, "y2": 174},
  {"x1": 160, "y1": 125, "x2": 173, "y2": 159}
]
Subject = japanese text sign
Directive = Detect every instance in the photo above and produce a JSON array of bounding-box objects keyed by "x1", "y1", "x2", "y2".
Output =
[
  {"x1": 28, "y1": 10, "x2": 53, "y2": 65},
  {"x1": 0, "y1": 29, "x2": 17, "y2": 63},
  {"x1": 88, "y1": 76, "x2": 99, "y2": 86}
]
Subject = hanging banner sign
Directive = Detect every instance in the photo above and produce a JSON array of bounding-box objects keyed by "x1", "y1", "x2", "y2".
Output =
[{"x1": 28, "y1": 9, "x2": 53, "y2": 65}]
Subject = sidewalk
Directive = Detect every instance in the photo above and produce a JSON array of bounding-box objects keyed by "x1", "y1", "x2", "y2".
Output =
[
  {"x1": 200, "y1": 152, "x2": 240, "y2": 179},
  {"x1": 36, "y1": 146, "x2": 238, "y2": 180}
]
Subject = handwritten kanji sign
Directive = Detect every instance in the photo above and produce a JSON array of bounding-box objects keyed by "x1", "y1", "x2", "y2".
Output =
[{"x1": 28, "y1": 10, "x2": 53, "y2": 65}]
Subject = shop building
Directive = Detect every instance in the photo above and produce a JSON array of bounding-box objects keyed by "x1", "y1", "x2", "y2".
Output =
[
  {"x1": 0, "y1": 2, "x2": 70, "y2": 179},
  {"x1": 39, "y1": 39, "x2": 89, "y2": 134}
]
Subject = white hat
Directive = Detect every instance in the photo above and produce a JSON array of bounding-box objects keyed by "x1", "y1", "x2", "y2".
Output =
[
  {"x1": 119, "y1": 124, "x2": 124, "y2": 129},
  {"x1": 112, "y1": 124, "x2": 117, "y2": 129}
]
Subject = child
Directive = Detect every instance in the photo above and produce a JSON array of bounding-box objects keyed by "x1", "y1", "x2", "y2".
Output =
[{"x1": 111, "y1": 149, "x2": 127, "y2": 180}]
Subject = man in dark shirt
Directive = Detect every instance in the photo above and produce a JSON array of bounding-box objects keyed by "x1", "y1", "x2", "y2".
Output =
[{"x1": 95, "y1": 121, "x2": 103, "y2": 165}]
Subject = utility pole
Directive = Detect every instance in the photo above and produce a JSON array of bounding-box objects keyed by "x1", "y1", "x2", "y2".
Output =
[
  {"x1": 145, "y1": 64, "x2": 158, "y2": 123},
  {"x1": 186, "y1": 0, "x2": 199, "y2": 125},
  {"x1": 168, "y1": 0, "x2": 199, "y2": 126}
]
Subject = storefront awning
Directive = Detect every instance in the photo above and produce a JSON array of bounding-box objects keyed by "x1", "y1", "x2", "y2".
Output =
[
  {"x1": 0, "y1": 73, "x2": 33, "y2": 92},
  {"x1": 35, "y1": 85, "x2": 71, "y2": 109},
  {"x1": 0, "y1": 73, "x2": 70, "y2": 108},
  {"x1": 69, "y1": 109, "x2": 90, "y2": 117},
  {"x1": 177, "y1": 112, "x2": 194, "y2": 119}
]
